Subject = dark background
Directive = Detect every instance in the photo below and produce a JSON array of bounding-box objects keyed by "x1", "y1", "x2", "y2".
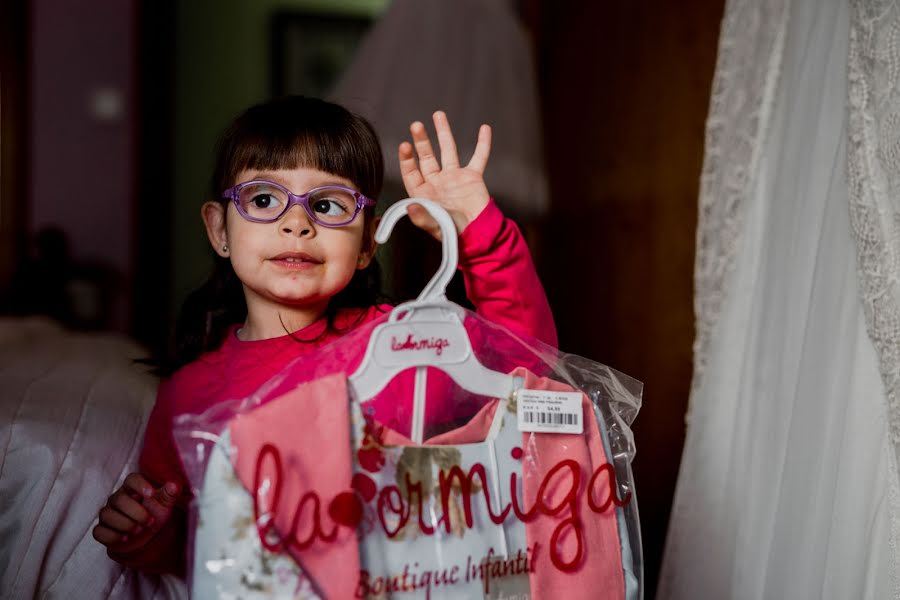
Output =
[{"x1": 0, "y1": 0, "x2": 725, "y2": 595}]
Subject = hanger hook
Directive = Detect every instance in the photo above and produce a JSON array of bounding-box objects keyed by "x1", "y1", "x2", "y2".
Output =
[{"x1": 375, "y1": 198, "x2": 457, "y2": 302}]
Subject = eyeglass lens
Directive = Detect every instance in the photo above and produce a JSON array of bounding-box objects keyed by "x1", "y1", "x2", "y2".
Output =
[{"x1": 238, "y1": 184, "x2": 358, "y2": 225}]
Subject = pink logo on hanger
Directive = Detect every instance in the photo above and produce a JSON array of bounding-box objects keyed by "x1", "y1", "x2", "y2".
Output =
[{"x1": 390, "y1": 334, "x2": 451, "y2": 356}]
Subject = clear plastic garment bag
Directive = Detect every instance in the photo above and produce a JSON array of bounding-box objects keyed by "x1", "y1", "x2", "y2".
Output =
[{"x1": 174, "y1": 200, "x2": 644, "y2": 599}]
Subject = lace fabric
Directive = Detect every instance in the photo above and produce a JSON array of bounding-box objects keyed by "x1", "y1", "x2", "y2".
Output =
[
  {"x1": 848, "y1": 6, "x2": 900, "y2": 594},
  {"x1": 663, "y1": 0, "x2": 900, "y2": 596},
  {"x1": 848, "y1": 0, "x2": 900, "y2": 450},
  {"x1": 690, "y1": 0, "x2": 789, "y2": 410}
]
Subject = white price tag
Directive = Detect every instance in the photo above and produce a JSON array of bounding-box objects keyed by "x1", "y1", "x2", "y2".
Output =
[{"x1": 517, "y1": 389, "x2": 583, "y2": 434}]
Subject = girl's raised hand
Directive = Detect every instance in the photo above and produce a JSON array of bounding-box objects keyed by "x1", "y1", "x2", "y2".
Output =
[
  {"x1": 398, "y1": 111, "x2": 492, "y2": 240},
  {"x1": 93, "y1": 472, "x2": 180, "y2": 558}
]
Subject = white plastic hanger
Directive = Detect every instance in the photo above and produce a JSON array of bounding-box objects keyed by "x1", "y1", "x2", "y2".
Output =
[{"x1": 348, "y1": 198, "x2": 516, "y2": 443}]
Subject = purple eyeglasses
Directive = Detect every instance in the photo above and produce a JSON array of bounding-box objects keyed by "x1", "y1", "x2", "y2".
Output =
[{"x1": 222, "y1": 180, "x2": 375, "y2": 227}]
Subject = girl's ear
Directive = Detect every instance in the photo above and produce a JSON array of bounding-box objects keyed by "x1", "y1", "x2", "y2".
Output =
[
  {"x1": 357, "y1": 215, "x2": 380, "y2": 270},
  {"x1": 202, "y1": 202, "x2": 229, "y2": 257}
]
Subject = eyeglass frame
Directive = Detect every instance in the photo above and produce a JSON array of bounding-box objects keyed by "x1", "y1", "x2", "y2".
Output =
[{"x1": 221, "y1": 180, "x2": 376, "y2": 227}]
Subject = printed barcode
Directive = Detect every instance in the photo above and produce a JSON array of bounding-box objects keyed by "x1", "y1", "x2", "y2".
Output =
[
  {"x1": 522, "y1": 411, "x2": 578, "y2": 426},
  {"x1": 517, "y1": 389, "x2": 583, "y2": 434}
]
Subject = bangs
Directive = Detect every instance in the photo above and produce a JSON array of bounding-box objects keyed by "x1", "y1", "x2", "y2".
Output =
[{"x1": 212, "y1": 96, "x2": 383, "y2": 201}]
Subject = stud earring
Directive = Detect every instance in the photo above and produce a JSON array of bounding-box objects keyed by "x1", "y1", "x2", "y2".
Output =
[{"x1": 222, "y1": 244, "x2": 229, "y2": 253}]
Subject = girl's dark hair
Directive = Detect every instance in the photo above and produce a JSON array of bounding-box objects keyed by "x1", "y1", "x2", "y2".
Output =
[{"x1": 166, "y1": 96, "x2": 386, "y2": 374}]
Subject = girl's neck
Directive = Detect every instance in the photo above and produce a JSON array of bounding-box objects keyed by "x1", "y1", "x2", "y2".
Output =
[{"x1": 237, "y1": 299, "x2": 329, "y2": 342}]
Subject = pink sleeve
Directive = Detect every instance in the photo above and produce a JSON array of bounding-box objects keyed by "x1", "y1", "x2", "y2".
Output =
[
  {"x1": 107, "y1": 381, "x2": 188, "y2": 576},
  {"x1": 138, "y1": 380, "x2": 191, "y2": 504},
  {"x1": 458, "y1": 199, "x2": 558, "y2": 348}
]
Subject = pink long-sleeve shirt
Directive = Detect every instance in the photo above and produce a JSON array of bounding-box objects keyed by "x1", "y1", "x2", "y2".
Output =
[{"x1": 131, "y1": 199, "x2": 557, "y2": 574}]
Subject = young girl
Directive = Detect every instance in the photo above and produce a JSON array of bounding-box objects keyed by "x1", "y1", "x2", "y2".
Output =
[{"x1": 93, "y1": 96, "x2": 556, "y2": 576}]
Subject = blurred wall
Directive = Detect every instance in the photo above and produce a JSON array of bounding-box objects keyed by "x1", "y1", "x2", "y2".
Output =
[
  {"x1": 29, "y1": 0, "x2": 137, "y2": 330},
  {"x1": 532, "y1": 1, "x2": 725, "y2": 595},
  {"x1": 0, "y1": 2, "x2": 27, "y2": 293}
]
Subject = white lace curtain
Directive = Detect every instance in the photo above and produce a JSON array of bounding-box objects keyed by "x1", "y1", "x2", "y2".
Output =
[
  {"x1": 848, "y1": 0, "x2": 900, "y2": 480},
  {"x1": 659, "y1": 0, "x2": 900, "y2": 597}
]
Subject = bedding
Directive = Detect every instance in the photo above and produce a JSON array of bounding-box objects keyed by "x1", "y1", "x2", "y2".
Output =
[{"x1": 0, "y1": 317, "x2": 187, "y2": 599}]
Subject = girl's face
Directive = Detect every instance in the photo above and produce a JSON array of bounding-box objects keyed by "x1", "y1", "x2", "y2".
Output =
[{"x1": 202, "y1": 166, "x2": 375, "y2": 319}]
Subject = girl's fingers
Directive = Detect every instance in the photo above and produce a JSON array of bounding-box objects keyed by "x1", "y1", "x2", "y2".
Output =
[
  {"x1": 398, "y1": 141, "x2": 425, "y2": 193},
  {"x1": 407, "y1": 204, "x2": 467, "y2": 239},
  {"x1": 123, "y1": 473, "x2": 154, "y2": 498},
  {"x1": 139, "y1": 481, "x2": 180, "y2": 524},
  {"x1": 99, "y1": 506, "x2": 144, "y2": 535},
  {"x1": 432, "y1": 111, "x2": 459, "y2": 169},
  {"x1": 467, "y1": 124, "x2": 492, "y2": 174},
  {"x1": 407, "y1": 204, "x2": 442, "y2": 241},
  {"x1": 410, "y1": 121, "x2": 441, "y2": 177},
  {"x1": 93, "y1": 523, "x2": 126, "y2": 546},
  {"x1": 110, "y1": 491, "x2": 152, "y2": 525}
]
